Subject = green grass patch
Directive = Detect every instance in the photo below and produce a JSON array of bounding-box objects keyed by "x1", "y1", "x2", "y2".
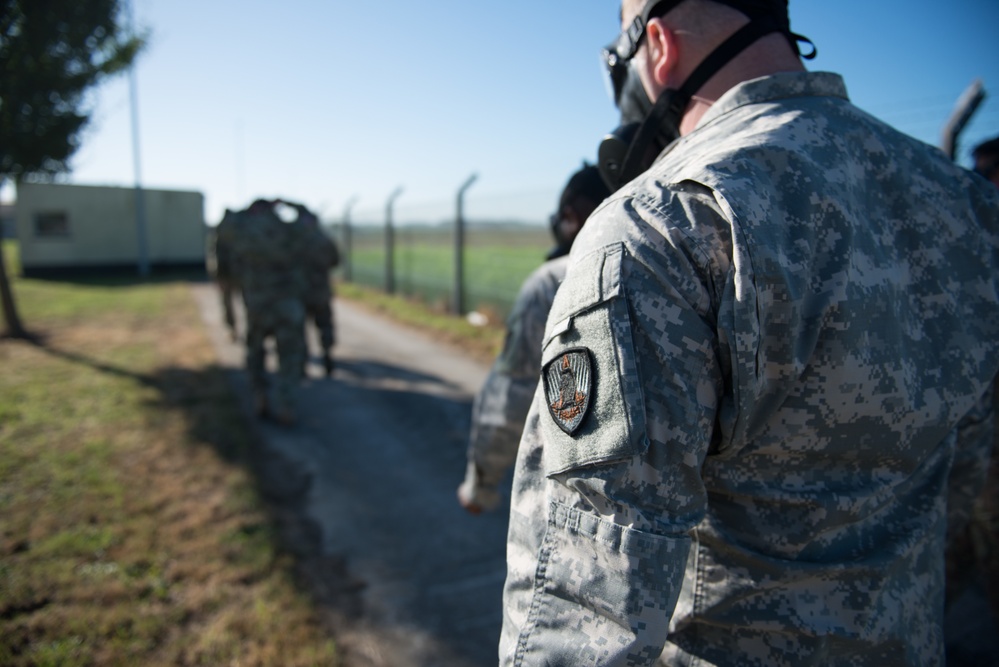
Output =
[
  {"x1": 337, "y1": 281, "x2": 505, "y2": 364},
  {"x1": 347, "y1": 225, "x2": 551, "y2": 319},
  {"x1": 0, "y1": 261, "x2": 338, "y2": 666}
]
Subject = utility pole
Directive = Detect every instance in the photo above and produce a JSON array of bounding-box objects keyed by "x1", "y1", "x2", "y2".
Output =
[
  {"x1": 385, "y1": 187, "x2": 403, "y2": 294},
  {"x1": 342, "y1": 196, "x2": 358, "y2": 282},
  {"x1": 453, "y1": 173, "x2": 478, "y2": 316},
  {"x1": 128, "y1": 0, "x2": 149, "y2": 277}
]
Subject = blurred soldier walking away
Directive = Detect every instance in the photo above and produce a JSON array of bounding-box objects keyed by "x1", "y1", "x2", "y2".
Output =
[
  {"x1": 232, "y1": 198, "x2": 306, "y2": 426},
  {"x1": 289, "y1": 202, "x2": 340, "y2": 376},
  {"x1": 457, "y1": 164, "x2": 609, "y2": 515},
  {"x1": 499, "y1": 1, "x2": 999, "y2": 665},
  {"x1": 208, "y1": 208, "x2": 240, "y2": 341}
]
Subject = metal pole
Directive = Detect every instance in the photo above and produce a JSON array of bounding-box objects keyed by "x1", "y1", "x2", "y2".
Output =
[
  {"x1": 128, "y1": 0, "x2": 149, "y2": 277},
  {"x1": 342, "y1": 196, "x2": 358, "y2": 282},
  {"x1": 385, "y1": 187, "x2": 403, "y2": 294},
  {"x1": 941, "y1": 79, "x2": 986, "y2": 162},
  {"x1": 453, "y1": 173, "x2": 478, "y2": 315}
]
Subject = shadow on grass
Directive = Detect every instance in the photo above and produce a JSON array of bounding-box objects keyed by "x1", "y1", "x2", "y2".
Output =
[
  {"x1": 21, "y1": 332, "x2": 508, "y2": 667},
  {"x1": 22, "y1": 335, "x2": 368, "y2": 626}
]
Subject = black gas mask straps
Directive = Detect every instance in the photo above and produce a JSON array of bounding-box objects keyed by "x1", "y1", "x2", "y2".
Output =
[{"x1": 599, "y1": 16, "x2": 811, "y2": 190}]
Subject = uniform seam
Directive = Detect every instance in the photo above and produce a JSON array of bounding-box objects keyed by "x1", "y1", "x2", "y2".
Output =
[
  {"x1": 631, "y1": 188, "x2": 728, "y2": 316},
  {"x1": 687, "y1": 527, "x2": 704, "y2": 667},
  {"x1": 512, "y1": 503, "x2": 558, "y2": 666}
]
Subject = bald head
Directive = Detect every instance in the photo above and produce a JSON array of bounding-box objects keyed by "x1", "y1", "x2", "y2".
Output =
[{"x1": 621, "y1": 0, "x2": 803, "y2": 134}]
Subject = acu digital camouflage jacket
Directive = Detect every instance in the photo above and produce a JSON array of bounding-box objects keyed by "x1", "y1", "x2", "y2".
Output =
[{"x1": 500, "y1": 72, "x2": 999, "y2": 667}]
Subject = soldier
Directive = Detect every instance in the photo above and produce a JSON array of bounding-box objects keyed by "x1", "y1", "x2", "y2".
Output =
[
  {"x1": 209, "y1": 208, "x2": 239, "y2": 341},
  {"x1": 973, "y1": 135, "x2": 999, "y2": 189},
  {"x1": 289, "y1": 202, "x2": 340, "y2": 376},
  {"x1": 946, "y1": 132, "x2": 999, "y2": 659},
  {"x1": 500, "y1": 2, "x2": 999, "y2": 666},
  {"x1": 231, "y1": 198, "x2": 306, "y2": 426},
  {"x1": 457, "y1": 164, "x2": 609, "y2": 515}
]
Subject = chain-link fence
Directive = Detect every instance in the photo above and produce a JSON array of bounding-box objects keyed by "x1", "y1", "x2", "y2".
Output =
[{"x1": 326, "y1": 186, "x2": 560, "y2": 322}]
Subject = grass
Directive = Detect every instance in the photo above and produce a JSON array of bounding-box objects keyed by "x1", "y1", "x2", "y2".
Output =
[
  {"x1": 0, "y1": 241, "x2": 338, "y2": 666},
  {"x1": 335, "y1": 281, "x2": 505, "y2": 365},
  {"x1": 346, "y1": 225, "x2": 552, "y2": 319}
]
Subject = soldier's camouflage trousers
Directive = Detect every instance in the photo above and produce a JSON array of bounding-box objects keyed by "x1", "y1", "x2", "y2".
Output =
[
  {"x1": 305, "y1": 293, "x2": 335, "y2": 351},
  {"x1": 244, "y1": 295, "x2": 305, "y2": 416},
  {"x1": 217, "y1": 277, "x2": 238, "y2": 334}
]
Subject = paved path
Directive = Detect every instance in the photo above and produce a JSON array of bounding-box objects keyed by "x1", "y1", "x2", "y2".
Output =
[{"x1": 192, "y1": 284, "x2": 509, "y2": 667}]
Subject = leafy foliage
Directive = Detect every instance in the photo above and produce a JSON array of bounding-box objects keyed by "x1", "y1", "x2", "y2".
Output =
[{"x1": 0, "y1": 0, "x2": 144, "y2": 179}]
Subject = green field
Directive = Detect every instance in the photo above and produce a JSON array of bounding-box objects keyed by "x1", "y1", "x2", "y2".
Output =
[{"x1": 345, "y1": 224, "x2": 552, "y2": 320}]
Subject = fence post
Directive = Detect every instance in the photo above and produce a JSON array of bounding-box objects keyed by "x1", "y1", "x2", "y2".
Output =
[
  {"x1": 453, "y1": 173, "x2": 478, "y2": 316},
  {"x1": 385, "y1": 186, "x2": 404, "y2": 294},
  {"x1": 342, "y1": 196, "x2": 358, "y2": 282},
  {"x1": 941, "y1": 79, "x2": 986, "y2": 161}
]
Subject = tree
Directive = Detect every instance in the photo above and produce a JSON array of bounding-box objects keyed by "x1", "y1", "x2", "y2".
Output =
[{"x1": 0, "y1": 0, "x2": 144, "y2": 338}]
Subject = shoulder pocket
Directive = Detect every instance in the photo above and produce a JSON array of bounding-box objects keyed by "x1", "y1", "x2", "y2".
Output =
[
  {"x1": 540, "y1": 243, "x2": 648, "y2": 476},
  {"x1": 543, "y1": 243, "x2": 624, "y2": 348}
]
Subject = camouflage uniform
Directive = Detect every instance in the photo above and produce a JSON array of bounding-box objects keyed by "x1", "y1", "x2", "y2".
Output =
[
  {"x1": 500, "y1": 72, "x2": 999, "y2": 666},
  {"x1": 294, "y1": 211, "x2": 340, "y2": 374},
  {"x1": 459, "y1": 255, "x2": 569, "y2": 510},
  {"x1": 232, "y1": 204, "x2": 306, "y2": 422},
  {"x1": 210, "y1": 209, "x2": 239, "y2": 337}
]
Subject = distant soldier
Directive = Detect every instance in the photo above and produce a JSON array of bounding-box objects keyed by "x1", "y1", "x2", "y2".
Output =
[
  {"x1": 231, "y1": 198, "x2": 306, "y2": 425},
  {"x1": 973, "y1": 135, "x2": 999, "y2": 189},
  {"x1": 289, "y1": 202, "x2": 340, "y2": 376},
  {"x1": 946, "y1": 132, "x2": 999, "y2": 649},
  {"x1": 457, "y1": 164, "x2": 610, "y2": 514},
  {"x1": 209, "y1": 208, "x2": 240, "y2": 341}
]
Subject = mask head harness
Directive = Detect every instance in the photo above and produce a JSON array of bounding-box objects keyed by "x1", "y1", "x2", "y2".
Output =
[{"x1": 598, "y1": 0, "x2": 815, "y2": 190}]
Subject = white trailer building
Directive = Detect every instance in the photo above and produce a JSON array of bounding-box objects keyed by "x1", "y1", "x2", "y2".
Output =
[{"x1": 14, "y1": 182, "x2": 205, "y2": 277}]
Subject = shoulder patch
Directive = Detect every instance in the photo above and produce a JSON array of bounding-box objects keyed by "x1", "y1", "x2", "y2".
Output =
[{"x1": 543, "y1": 348, "x2": 594, "y2": 435}]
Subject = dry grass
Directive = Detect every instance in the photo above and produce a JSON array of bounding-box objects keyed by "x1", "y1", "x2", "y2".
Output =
[
  {"x1": 0, "y1": 273, "x2": 338, "y2": 666},
  {"x1": 335, "y1": 281, "x2": 504, "y2": 365}
]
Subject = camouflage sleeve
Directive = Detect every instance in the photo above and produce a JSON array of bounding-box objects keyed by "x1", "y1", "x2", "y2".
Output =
[
  {"x1": 206, "y1": 228, "x2": 220, "y2": 277},
  {"x1": 213, "y1": 218, "x2": 234, "y2": 278},
  {"x1": 312, "y1": 231, "x2": 339, "y2": 270},
  {"x1": 946, "y1": 381, "x2": 996, "y2": 542},
  {"x1": 462, "y1": 268, "x2": 558, "y2": 510},
  {"x1": 502, "y1": 190, "x2": 727, "y2": 665}
]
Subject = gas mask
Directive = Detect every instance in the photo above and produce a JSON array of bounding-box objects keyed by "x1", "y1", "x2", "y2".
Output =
[{"x1": 598, "y1": 1, "x2": 814, "y2": 191}]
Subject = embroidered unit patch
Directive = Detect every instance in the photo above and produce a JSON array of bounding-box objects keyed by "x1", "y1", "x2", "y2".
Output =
[{"x1": 543, "y1": 348, "x2": 594, "y2": 435}]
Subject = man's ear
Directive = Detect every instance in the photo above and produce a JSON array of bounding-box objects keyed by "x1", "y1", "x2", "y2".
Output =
[{"x1": 645, "y1": 18, "x2": 678, "y2": 88}]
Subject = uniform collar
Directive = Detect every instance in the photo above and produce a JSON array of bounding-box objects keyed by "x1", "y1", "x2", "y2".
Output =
[{"x1": 695, "y1": 71, "x2": 849, "y2": 130}]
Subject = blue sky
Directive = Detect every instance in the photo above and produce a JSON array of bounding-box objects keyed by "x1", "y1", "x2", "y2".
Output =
[{"x1": 5, "y1": 1, "x2": 998, "y2": 225}]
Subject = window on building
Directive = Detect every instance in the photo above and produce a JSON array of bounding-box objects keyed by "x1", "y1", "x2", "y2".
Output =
[{"x1": 34, "y1": 211, "x2": 70, "y2": 238}]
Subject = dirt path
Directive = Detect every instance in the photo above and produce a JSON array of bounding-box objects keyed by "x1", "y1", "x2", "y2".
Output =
[{"x1": 191, "y1": 284, "x2": 509, "y2": 667}]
